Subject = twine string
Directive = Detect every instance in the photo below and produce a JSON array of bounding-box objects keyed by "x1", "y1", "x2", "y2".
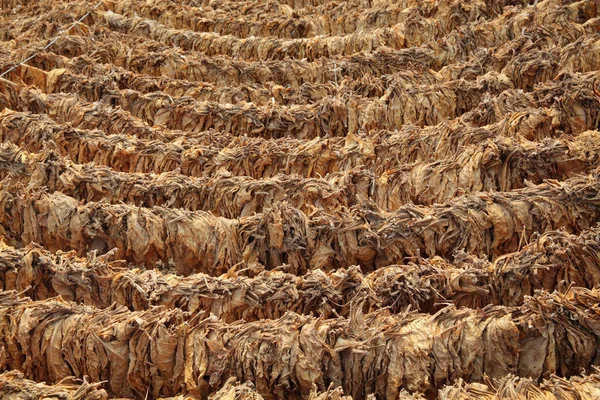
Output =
[{"x1": 0, "y1": 1, "x2": 103, "y2": 78}]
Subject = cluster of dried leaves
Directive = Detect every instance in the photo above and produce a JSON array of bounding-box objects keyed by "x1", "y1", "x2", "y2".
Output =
[
  {"x1": 1, "y1": 0, "x2": 600, "y2": 398},
  {"x1": 3, "y1": 369, "x2": 600, "y2": 400},
  {"x1": 0, "y1": 171, "x2": 599, "y2": 275},
  {"x1": 2, "y1": 224, "x2": 600, "y2": 317},
  {"x1": 1, "y1": 287, "x2": 600, "y2": 399}
]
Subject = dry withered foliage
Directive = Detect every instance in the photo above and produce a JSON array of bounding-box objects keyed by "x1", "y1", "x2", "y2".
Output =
[
  {"x1": 0, "y1": 239, "x2": 476, "y2": 318},
  {"x1": 3, "y1": 367, "x2": 600, "y2": 400},
  {"x1": 5, "y1": 137, "x2": 600, "y2": 214},
  {"x1": 1, "y1": 98, "x2": 599, "y2": 185},
  {"x1": 1, "y1": 65, "x2": 599, "y2": 140},
  {"x1": 3, "y1": 225, "x2": 600, "y2": 317},
  {"x1": 107, "y1": 0, "x2": 516, "y2": 40},
  {"x1": 435, "y1": 371, "x2": 600, "y2": 399},
  {"x1": 1, "y1": 288, "x2": 600, "y2": 399},
  {"x1": 1, "y1": 0, "x2": 600, "y2": 398},
  {"x1": 0, "y1": 371, "x2": 107, "y2": 400},
  {"x1": 0, "y1": 171, "x2": 600, "y2": 275},
  {"x1": 0, "y1": 143, "x2": 367, "y2": 216},
  {"x1": 0, "y1": 372, "x2": 267, "y2": 400},
  {"x1": 206, "y1": 379, "x2": 265, "y2": 400}
]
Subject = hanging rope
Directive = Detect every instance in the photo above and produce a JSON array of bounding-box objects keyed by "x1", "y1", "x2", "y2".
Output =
[{"x1": 0, "y1": 0, "x2": 104, "y2": 78}]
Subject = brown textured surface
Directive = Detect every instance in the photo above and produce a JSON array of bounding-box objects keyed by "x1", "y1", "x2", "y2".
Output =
[{"x1": 0, "y1": 0, "x2": 600, "y2": 398}]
